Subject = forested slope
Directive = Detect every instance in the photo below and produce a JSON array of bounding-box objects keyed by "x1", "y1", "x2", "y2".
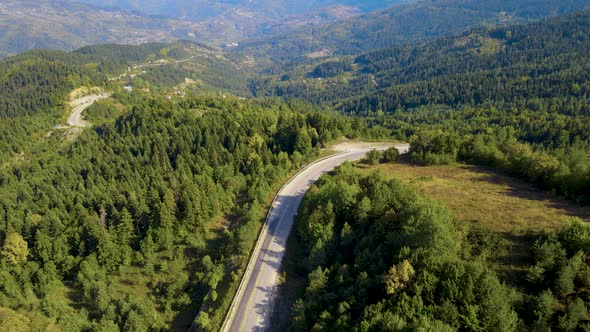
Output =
[
  {"x1": 233, "y1": 0, "x2": 590, "y2": 70},
  {"x1": 362, "y1": 11, "x2": 590, "y2": 204},
  {"x1": 247, "y1": 11, "x2": 590, "y2": 206},
  {"x1": 0, "y1": 9, "x2": 428, "y2": 328},
  {"x1": 271, "y1": 10, "x2": 590, "y2": 330},
  {"x1": 0, "y1": 40, "x2": 252, "y2": 164},
  {"x1": 255, "y1": 9, "x2": 590, "y2": 114},
  {"x1": 0, "y1": 50, "x2": 110, "y2": 164},
  {"x1": 340, "y1": 10, "x2": 590, "y2": 116},
  {"x1": 2, "y1": 4, "x2": 590, "y2": 332},
  {"x1": 74, "y1": 41, "x2": 250, "y2": 92}
]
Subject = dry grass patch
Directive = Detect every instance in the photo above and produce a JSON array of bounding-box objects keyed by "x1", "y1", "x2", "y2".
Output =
[
  {"x1": 67, "y1": 86, "x2": 105, "y2": 100},
  {"x1": 359, "y1": 158, "x2": 590, "y2": 282},
  {"x1": 365, "y1": 158, "x2": 590, "y2": 234}
]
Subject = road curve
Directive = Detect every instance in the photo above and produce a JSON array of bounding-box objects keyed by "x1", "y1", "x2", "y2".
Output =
[
  {"x1": 222, "y1": 144, "x2": 410, "y2": 332},
  {"x1": 67, "y1": 93, "x2": 111, "y2": 127}
]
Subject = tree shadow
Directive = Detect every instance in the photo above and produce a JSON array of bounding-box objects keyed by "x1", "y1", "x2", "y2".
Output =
[
  {"x1": 63, "y1": 282, "x2": 85, "y2": 310},
  {"x1": 476, "y1": 170, "x2": 590, "y2": 221},
  {"x1": 260, "y1": 248, "x2": 284, "y2": 272},
  {"x1": 251, "y1": 286, "x2": 274, "y2": 332},
  {"x1": 266, "y1": 194, "x2": 304, "y2": 236},
  {"x1": 268, "y1": 217, "x2": 308, "y2": 332},
  {"x1": 492, "y1": 231, "x2": 537, "y2": 285}
]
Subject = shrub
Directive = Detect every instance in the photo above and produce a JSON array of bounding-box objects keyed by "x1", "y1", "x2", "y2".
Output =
[{"x1": 380, "y1": 147, "x2": 400, "y2": 163}]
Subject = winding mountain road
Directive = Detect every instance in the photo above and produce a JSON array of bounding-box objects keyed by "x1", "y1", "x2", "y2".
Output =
[
  {"x1": 132, "y1": 55, "x2": 202, "y2": 70},
  {"x1": 67, "y1": 93, "x2": 111, "y2": 127},
  {"x1": 221, "y1": 143, "x2": 410, "y2": 332}
]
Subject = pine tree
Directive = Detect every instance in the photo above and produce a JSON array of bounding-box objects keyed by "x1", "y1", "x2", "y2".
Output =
[{"x1": 116, "y1": 208, "x2": 135, "y2": 247}]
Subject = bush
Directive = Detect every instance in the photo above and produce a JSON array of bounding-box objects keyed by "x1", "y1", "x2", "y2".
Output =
[
  {"x1": 380, "y1": 147, "x2": 400, "y2": 163},
  {"x1": 363, "y1": 149, "x2": 382, "y2": 165},
  {"x1": 411, "y1": 152, "x2": 456, "y2": 166},
  {"x1": 410, "y1": 131, "x2": 461, "y2": 165}
]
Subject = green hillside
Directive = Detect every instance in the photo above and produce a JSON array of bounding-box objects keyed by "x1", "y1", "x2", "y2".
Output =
[
  {"x1": 255, "y1": 10, "x2": 590, "y2": 120},
  {"x1": 0, "y1": 37, "x2": 392, "y2": 330},
  {"x1": 0, "y1": 40, "x2": 250, "y2": 164},
  {"x1": 233, "y1": 0, "x2": 590, "y2": 71},
  {"x1": 0, "y1": 94, "x2": 363, "y2": 330},
  {"x1": 0, "y1": 50, "x2": 108, "y2": 163},
  {"x1": 252, "y1": 10, "x2": 590, "y2": 221},
  {"x1": 274, "y1": 8, "x2": 590, "y2": 325},
  {"x1": 340, "y1": 10, "x2": 590, "y2": 116}
]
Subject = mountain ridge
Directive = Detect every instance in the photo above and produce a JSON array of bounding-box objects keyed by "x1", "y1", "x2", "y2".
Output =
[
  {"x1": 0, "y1": 0, "x2": 409, "y2": 58},
  {"x1": 249, "y1": 9, "x2": 590, "y2": 120},
  {"x1": 231, "y1": 0, "x2": 590, "y2": 71}
]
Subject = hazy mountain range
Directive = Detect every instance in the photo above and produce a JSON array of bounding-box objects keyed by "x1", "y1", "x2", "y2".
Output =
[
  {"x1": 1, "y1": 0, "x2": 589, "y2": 60},
  {"x1": 0, "y1": 0, "x2": 409, "y2": 58},
  {"x1": 2, "y1": 2, "x2": 590, "y2": 331},
  {"x1": 72, "y1": 0, "x2": 410, "y2": 21}
]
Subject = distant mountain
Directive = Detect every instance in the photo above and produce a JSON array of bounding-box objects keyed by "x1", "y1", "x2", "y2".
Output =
[
  {"x1": 73, "y1": 41, "x2": 250, "y2": 92},
  {"x1": 0, "y1": 38, "x2": 248, "y2": 160},
  {"x1": 0, "y1": 0, "x2": 203, "y2": 58},
  {"x1": 0, "y1": 0, "x2": 410, "y2": 58},
  {"x1": 233, "y1": 0, "x2": 590, "y2": 71},
  {"x1": 0, "y1": 40, "x2": 246, "y2": 112},
  {"x1": 72, "y1": 0, "x2": 411, "y2": 21}
]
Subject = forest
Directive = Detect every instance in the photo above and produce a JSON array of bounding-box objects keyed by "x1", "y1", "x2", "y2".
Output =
[
  {"x1": 0, "y1": 88, "x2": 392, "y2": 330},
  {"x1": 0, "y1": 42, "x2": 395, "y2": 329},
  {"x1": 0, "y1": 39, "x2": 253, "y2": 164},
  {"x1": 261, "y1": 9, "x2": 590, "y2": 331},
  {"x1": 0, "y1": 51, "x2": 110, "y2": 164},
  {"x1": 1, "y1": 4, "x2": 590, "y2": 332},
  {"x1": 290, "y1": 163, "x2": 590, "y2": 330},
  {"x1": 253, "y1": 10, "x2": 590, "y2": 111}
]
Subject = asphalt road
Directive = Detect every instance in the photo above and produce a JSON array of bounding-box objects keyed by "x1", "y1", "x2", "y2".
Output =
[
  {"x1": 222, "y1": 143, "x2": 410, "y2": 332},
  {"x1": 67, "y1": 93, "x2": 111, "y2": 127}
]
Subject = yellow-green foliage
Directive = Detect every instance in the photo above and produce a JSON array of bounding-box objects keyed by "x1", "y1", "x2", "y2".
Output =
[{"x1": 1, "y1": 233, "x2": 29, "y2": 265}]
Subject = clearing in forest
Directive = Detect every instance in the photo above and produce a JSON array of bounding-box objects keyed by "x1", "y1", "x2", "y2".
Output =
[{"x1": 360, "y1": 157, "x2": 590, "y2": 281}]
